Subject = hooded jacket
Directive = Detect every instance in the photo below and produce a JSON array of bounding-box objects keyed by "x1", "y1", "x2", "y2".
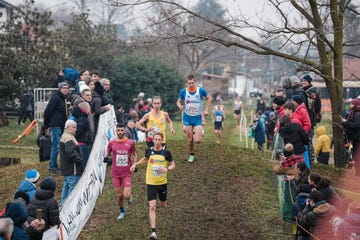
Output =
[
  {"x1": 5, "y1": 202, "x2": 30, "y2": 240},
  {"x1": 43, "y1": 90, "x2": 68, "y2": 130},
  {"x1": 279, "y1": 122, "x2": 308, "y2": 155},
  {"x1": 291, "y1": 103, "x2": 311, "y2": 133},
  {"x1": 298, "y1": 200, "x2": 335, "y2": 238},
  {"x1": 27, "y1": 177, "x2": 59, "y2": 231},
  {"x1": 314, "y1": 126, "x2": 331, "y2": 156},
  {"x1": 17, "y1": 180, "x2": 37, "y2": 200}
]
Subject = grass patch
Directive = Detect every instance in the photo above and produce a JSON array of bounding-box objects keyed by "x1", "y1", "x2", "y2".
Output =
[{"x1": 0, "y1": 109, "x2": 350, "y2": 240}]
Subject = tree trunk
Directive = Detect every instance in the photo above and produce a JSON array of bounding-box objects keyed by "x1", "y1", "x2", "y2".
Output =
[{"x1": 326, "y1": 76, "x2": 346, "y2": 167}]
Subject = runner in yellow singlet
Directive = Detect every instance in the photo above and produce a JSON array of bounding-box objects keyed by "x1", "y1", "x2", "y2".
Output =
[
  {"x1": 130, "y1": 132, "x2": 175, "y2": 240},
  {"x1": 136, "y1": 96, "x2": 175, "y2": 148}
]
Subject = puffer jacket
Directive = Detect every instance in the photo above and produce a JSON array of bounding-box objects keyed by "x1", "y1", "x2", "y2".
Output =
[
  {"x1": 60, "y1": 129, "x2": 84, "y2": 176},
  {"x1": 5, "y1": 202, "x2": 29, "y2": 240},
  {"x1": 279, "y1": 122, "x2": 308, "y2": 155},
  {"x1": 314, "y1": 126, "x2": 331, "y2": 156},
  {"x1": 291, "y1": 103, "x2": 311, "y2": 133},
  {"x1": 27, "y1": 178, "x2": 59, "y2": 230},
  {"x1": 298, "y1": 200, "x2": 335, "y2": 238}
]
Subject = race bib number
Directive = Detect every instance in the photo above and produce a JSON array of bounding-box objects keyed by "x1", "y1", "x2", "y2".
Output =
[
  {"x1": 185, "y1": 103, "x2": 201, "y2": 115},
  {"x1": 151, "y1": 165, "x2": 164, "y2": 177},
  {"x1": 116, "y1": 154, "x2": 128, "y2": 167},
  {"x1": 215, "y1": 116, "x2": 222, "y2": 122},
  {"x1": 148, "y1": 125, "x2": 160, "y2": 139}
]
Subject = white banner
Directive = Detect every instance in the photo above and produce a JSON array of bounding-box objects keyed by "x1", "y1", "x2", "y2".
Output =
[{"x1": 55, "y1": 107, "x2": 116, "y2": 240}]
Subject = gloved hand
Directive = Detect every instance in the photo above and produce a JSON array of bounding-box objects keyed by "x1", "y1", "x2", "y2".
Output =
[{"x1": 103, "y1": 157, "x2": 109, "y2": 163}]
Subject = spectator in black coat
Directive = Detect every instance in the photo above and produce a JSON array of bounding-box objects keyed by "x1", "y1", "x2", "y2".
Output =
[
  {"x1": 279, "y1": 115, "x2": 308, "y2": 156},
  {"x1": 43, "y1": 82, "x2": 70, "y2": 175},
  {"x1": 341, "y1": 98, "x2": 360, "y2": 176},
  {"x1": 27, "y1": 177, "x2": 59, "y2": 231}
]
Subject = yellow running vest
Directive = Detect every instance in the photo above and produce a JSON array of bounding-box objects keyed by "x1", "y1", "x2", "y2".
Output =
[
  {"x1": 146, "y1": 110, "x2": 166, "y2": 142},
  {"x1": 146, "y1": 150, "x2": 168, "y2": 185}
]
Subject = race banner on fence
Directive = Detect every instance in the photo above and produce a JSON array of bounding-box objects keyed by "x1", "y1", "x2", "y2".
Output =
[{"x1": 57, "y1": 107, "x2": 116, "y2": 240}]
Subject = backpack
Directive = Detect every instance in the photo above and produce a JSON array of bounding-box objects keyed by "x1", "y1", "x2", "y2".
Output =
[{"x1": 304, "y1": 87, "x2": 322, "y2": 122}]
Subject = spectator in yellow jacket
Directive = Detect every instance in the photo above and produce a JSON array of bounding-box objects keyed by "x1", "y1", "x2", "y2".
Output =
[{"x1": 315, "y1": 125, "x2": 331, "y2": 165}]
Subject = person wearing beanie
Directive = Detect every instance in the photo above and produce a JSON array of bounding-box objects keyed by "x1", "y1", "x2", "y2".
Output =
[
  {"x1": 5, "y1": 202, "x2": 29, "y2": 240},
  {"x1": 272, "y1": 95, "x2": 286, "y2": 132},
  {"x1": 16, "y1": 169, "x2": 40, "y2": 200},
  {"x1": 301, "y1": 73, "x2": 322, "y2": 128},
  {"x1": 44, "y1": 78, "x2": 70, "y2": 175},
  {"x1": 272, "y1": 143, "x2": 304, "y2": 175},
  {"x1": 290, "y1": 95, "x2": 311, "y2": 133},
  {"x1": 27, "y1": 177, "x2": 59, "y2": 232}
]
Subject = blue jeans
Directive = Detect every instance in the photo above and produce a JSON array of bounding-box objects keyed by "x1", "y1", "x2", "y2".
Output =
[
  {"x1": 50, "y1": 127, "x2": 62, "y2": 171},
  {"x1": 79, "y1": 144, "x2": 89, "y2": 166},
  {"x1": 60, "y1": 175, "x2": 81, "y2": 205}
]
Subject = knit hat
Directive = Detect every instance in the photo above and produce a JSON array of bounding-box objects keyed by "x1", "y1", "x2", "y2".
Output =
[
  {"x1": 302, "y1": 74, "x2": 312, "y2": 84},
  {"x1": 40, "y1": 177, "x2": 56, "y2": 191},
  {"x1": 78, "y1": 81, "x2": 90, "y2": 94},
  {"x1": 291, "y1": 95, "x2": 304, "y2": 105},
  {"x1": 14, "y1": 191, "x2": 30, "y2": 206},
  {"x1": 58, "y1": 82, "x2": 69, "y2": 89},
  {"x1": 273, "y1": 96, "x2": 286, "y2": 106},
  {"x1": 25, "y1": 169, "x2": 40, "y2": 183},
  {"x1": 283, "y1": 143, "x2": 294, "y2": 158}
]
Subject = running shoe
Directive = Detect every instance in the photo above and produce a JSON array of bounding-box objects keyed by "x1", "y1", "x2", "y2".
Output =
[
  {"x1": 127, "y1": 196, "x2": 133, "y2": 205},
  {"x1": 117, "y1": 210, "x2": 125, "y2": 220},
  {"x1": 149, "y1": 232, "x2": 157, "y2": 240},
  {"x1": 188, "y1": 154, "x2": 195, "y2": 163}
]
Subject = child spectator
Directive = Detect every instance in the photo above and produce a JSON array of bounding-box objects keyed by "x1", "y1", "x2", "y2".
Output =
[
  {"x1": 292, "y1": 184, "x2": 311, "y2": 217},
  {"x1": 314, "y1": 125, "x2": 331, "y2": 165},
  {"x1": 251, "y1": 110, "x2": 266, "y2": 151},
  {"x1": 16, "y1": 169, "x2": 40, "y2": 200},
  {"x1": 27, "y1": 177, "x2": 59, "y2": 232}
]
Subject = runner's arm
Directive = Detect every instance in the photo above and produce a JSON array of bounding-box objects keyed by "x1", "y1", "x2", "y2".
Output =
[
  {"x1": 164, "y1": 112, "x2": 175, "y2": 134},
  {"x1": 136, "y1": 113, "x2": 150, "y2": 131}
]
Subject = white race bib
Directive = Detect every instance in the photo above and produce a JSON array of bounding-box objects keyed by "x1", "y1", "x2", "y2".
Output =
[
  {"x1": 151, "y1": 165, "x2": 164, "y2": 177},
  {"x1": 185, "y1": 103, "x2": 201, "y2": 116},
  {"x1": 116, "y1": 154, "x2": 128, "y2": 167}
]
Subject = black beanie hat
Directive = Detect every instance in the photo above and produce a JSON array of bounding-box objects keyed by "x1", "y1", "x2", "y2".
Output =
[
  {"x1": 291, "y1": 95, "x2": 304, "y2": 105},
  {"x1": 14, "y1": 191, "x2": 30, "y2": 205},
  {"x1": 40, "y1": 177, "x2": 56, "y2": 191},
  {"x1": 273, "y1": 96, "x2": 286, "y2": 106},
  {"x1": 302, "y1": 74, "x2": 312, "y2": 84}
]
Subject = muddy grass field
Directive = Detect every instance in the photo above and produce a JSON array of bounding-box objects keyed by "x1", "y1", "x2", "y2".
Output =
[{"x1": 1, "y1": 116, "x2": 357, "y2": 240}]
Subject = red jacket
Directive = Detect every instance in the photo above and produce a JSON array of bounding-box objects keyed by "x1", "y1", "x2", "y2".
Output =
[{"x1": 291, "y1": 103, "x2": 311, "y2": 133}]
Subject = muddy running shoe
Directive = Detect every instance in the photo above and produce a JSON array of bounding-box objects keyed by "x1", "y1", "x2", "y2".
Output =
[
  {"x1": 149, "y1": 232, "x2": 157, "y2": 240},
  {"x1": 188, "y1": 154, "x2": 195, "y2": 163},
  {"x1": 117, "y1": 210, "x2": 125, "y2": 220},
  {"x1": 127, "y1": 196, "x2": 133, "y2": 205}
]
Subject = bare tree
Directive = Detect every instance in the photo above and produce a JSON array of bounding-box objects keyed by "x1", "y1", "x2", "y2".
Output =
[{"x1": 108, "y1": 0, "x2": 360, "y2": 167}]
